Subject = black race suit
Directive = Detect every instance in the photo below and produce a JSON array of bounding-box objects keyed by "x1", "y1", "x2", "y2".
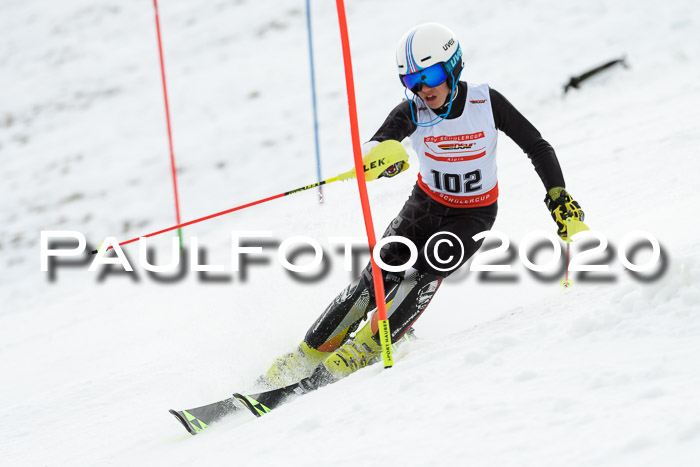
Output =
[{"x1": 305, "y1": 82, "x2": 565, "y2": 349}]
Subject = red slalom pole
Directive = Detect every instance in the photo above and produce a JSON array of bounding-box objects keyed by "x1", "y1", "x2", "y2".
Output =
[
  {"x1": 153, "y1": 0, "x2": 184, "y2": 249},
  {"x1": 335, "y1": 0, "x2": 393, "y2": 368}
]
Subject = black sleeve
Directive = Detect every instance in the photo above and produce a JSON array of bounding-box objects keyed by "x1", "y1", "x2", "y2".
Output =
[
  {"x1": 490, "y1": 88, "x2": 565, "y2": 190},
  {"x1": 369, "y1": 100, "x2": 417, "y2": 143}
]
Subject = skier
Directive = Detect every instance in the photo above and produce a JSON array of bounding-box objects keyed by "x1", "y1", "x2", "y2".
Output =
[{"x1": 260, "y1": 22, "x2": 584, "y2": 388}]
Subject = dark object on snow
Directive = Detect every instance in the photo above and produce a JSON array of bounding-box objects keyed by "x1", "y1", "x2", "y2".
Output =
[{"x1": 563, "y1": 57, "x2": 628, "y2": 94}]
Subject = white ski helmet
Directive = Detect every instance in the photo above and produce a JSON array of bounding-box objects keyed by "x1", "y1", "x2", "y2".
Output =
[{"x1": 396, "y1": 23, "x2": 463, "y2": 92}]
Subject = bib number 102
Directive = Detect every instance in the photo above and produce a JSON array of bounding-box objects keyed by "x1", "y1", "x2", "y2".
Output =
[{"x1": 431, "y1": 169, "x2": 482, "y2": 194}]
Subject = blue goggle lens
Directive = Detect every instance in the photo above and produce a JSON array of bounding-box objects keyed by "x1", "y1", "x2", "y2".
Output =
[{"x1": 401, "y1": 63, "x2": 448, "y2": 92}]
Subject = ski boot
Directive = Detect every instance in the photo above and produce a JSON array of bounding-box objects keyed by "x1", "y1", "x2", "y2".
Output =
[
  {"x1": 259, "y1": 326, "x2": 418, "y2": 389},
  {"x1": 321, "y1": 319, "x2": 382, "y2": 381},
  {"x1": 366, "y1": 326, "x2": 417, "y2": 366},
  {"x1": 258, "y1": 342, "x2": 330, "y2": 389}
]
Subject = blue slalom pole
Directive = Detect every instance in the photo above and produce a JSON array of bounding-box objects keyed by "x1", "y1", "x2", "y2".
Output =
[{"x1": 306, "y1": 0, "x2": 324, "y2": 203}]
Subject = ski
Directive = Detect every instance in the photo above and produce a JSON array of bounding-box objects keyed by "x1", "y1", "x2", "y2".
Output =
[
  {"x1": 232, "y1": 376, "x2": 320, "y2": 418},
  {"x1": 170, "y1": 329, "x2": 418, "y2": 435},
  {"x1": 169, "y1": 374, "x2": 324, "y2": 435},
  {"x1": 169, "y1": 398, "x2": 240, "y2": 435}
]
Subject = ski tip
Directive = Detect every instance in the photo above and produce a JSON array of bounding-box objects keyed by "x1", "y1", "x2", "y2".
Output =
[{"x1": 169, "y1": 409, "x2": 197, "y2": 436}]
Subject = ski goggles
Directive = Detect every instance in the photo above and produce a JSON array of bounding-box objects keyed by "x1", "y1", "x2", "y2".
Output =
[{"x1": 400, "y1": 62, "x2": 448, "y2": 93}]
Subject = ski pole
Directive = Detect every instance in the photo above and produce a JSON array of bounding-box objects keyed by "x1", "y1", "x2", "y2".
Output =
[
  {"x1": 90, "y1": 142, "x2": 408, "y2": 254},
  {"x1": 560, "y1": 218, "x2": 589, "y2": 288},
  {"x1": 90, "y1": 176, "x2": 339, "y2": 255},
  {"x1": 561, "y1": 241, "x2": 572, "y2": 288}
]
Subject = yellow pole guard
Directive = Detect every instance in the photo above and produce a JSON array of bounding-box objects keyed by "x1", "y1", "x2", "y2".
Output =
[
  {"x1": 377, "y1": 318, "x2": 394, "y2": 368},
  {"x1": 565, "y1": 218, "x2": 590, "y2": 243},
  {"x1": 337, "y1": 140, "x2": 410, "y2": 181}
]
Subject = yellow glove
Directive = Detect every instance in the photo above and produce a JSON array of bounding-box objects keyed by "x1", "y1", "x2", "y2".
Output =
[{"x1": 544, "y1": 187, "x2": 585, "y2": 241}]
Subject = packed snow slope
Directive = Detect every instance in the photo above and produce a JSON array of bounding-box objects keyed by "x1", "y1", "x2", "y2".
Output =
[{"x1": 2, "y1": 0, "x2": 700, "y2": 465}]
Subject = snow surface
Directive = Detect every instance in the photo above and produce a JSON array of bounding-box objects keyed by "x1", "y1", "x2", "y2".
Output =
[{"x1": 2, "y1": 0, "x2": 700, "y2": 465}]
